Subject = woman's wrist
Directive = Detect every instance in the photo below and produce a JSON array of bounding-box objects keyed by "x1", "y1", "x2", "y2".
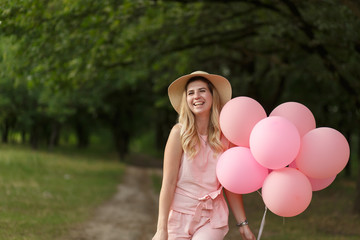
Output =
[
  {"x1": 156, "y1": 225, "x2": 167, "y2": 231},
  {"x1": 156, "y1": 221, "x2": 168, "y2": 231},
  {"x1": 236, "y1": 219, "x2": 249, "y2": 227}
]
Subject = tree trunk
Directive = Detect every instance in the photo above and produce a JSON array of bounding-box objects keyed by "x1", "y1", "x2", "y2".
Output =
[
  {"x1": 1, "y1": 120, "x2": 9, "y2": 143},
  {"x1": 30, "y1": 125, "x2": 39, "y2": 149},
  {"x1": 21, "y1": 130, "x2": 27, "y2": 144},
  {"x1": 113, "y1": 129, "x2": 130, "y2": 160},
  {"x1": 49, "y1": 122, "x2": 60, "y2": 150},
  {"x1": 75, "y1": 122, "x2": 89, "y2": 148},
  {"x1": 111, "y1": 107, "x2": 131, "y2": 161}
]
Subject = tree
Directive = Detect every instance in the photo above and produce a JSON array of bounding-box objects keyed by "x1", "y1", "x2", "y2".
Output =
[{"x1": 1, "y1": 1, "x2": 360, "y2": 211}]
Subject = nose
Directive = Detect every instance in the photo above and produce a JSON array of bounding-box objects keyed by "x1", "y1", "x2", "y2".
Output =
[{"x1": 194, "y1": 91, "x2": 201, "y2": 98}]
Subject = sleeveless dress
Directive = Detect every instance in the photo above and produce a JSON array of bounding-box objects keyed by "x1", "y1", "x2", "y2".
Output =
[{"x1": 170, "y1": 135, "x2": 229, "y2": 230}]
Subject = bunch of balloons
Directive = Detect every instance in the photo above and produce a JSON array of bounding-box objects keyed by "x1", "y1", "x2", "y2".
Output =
[{"x1": 217, "y1": 97, "x2": 350, "y2": 217}]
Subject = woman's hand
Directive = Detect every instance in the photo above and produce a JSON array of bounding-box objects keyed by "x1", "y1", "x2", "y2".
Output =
[
  {"x1": 239, "y1": 225, "x2": 256, "y2": 240},
  {"x1": 152, "y1": 229, "x2": 168, "y2": 240}
]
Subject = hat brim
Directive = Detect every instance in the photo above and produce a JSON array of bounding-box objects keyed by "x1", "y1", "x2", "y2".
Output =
[{"x1": 168, "y1": 71, "x2": 232, "y2": 113}]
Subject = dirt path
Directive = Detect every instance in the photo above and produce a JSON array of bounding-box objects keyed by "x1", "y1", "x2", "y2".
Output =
[
  {"x1": 60, "y1": 155, "x2": 245, "y2": 240},
  {"x1": 64, "y1": 165, "x2": 160, "y2": 240}
]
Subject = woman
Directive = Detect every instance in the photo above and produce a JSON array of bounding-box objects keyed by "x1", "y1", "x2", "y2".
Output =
[{"x1": 152, "y1": 71, "x2": 256, "y2": 240}]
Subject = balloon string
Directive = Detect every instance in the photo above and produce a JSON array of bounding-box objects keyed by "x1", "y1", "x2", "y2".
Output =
[
  {"x1": 257, "y1": 205, "x2": 267, "y2": 240},
  {"x1": 256, "y1": 191, "x2": 267, "y2": 240}
]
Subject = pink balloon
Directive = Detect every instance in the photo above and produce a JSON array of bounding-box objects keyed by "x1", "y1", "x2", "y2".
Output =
[
  {"x1": 262, "y1": 168, "x2": 312, "y2": 217},
  {"x1": 216, "y1": 147, "x2": 268, "y2": 194},
  {"x1": 296, "y1": 127, "x2": 350, "y2": 179},
  {"x1": 250, "y1": 116, "x2": 301, "y2": 169},
  {"x1": 288, "y1": 160, "x2": 297, "y2": 169},
  {"x1": 270, "y1": 102, "x2": 316, "y2": 137},
  {"x1": 308, "y1": 175, "x2": 336, "y2": 191},
  {"x1": 220, "y1": 97, "x2": 267, "y2": 147}
]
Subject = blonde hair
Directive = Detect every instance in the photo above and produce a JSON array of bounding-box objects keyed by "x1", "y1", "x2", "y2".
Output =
[{"x1": 178, "y1": 78, "x2": 225, "y2": 159}]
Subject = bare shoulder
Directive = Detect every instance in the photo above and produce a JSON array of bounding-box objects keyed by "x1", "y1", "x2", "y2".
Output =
[
  {"x1": 170, "y1": 123, "x2": 181, "y2": 136},
  {"x1": 167, "y1": 123, "x2": 182, "y2": 148},
  {"x1": 163, "y1": 124, "x2": 183, "y2": 170},
  {"x1": 163, "y1": 124, "x2": 183, "y2": 181},
  {"x1": 164, "y1": 123, "x2": 182, "y2": 155}
]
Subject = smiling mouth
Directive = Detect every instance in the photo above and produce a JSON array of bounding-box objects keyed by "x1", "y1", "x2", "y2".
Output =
[{"x1": 194, "y1": 102, "x2": 205, "y2": 106}]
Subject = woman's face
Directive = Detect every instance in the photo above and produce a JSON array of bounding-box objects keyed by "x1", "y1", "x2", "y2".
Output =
[{"x1": 186, "y1": 80, "x2": 213, "y2": 116}]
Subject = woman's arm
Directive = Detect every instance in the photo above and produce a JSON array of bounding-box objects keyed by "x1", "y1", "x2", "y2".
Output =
[
  {"x1": 225, "y1": 189, "x2": 256, "y2": 240},
  {"x1": 153, "y1": 124, "x2": 183, "y2": 240}
]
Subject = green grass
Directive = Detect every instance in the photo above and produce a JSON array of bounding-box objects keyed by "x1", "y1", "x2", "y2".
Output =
[
  {"x1": 226, "y1": 176, "x2": 360, "y2": 239},
  {"x1": 0, "y1": 144, "x2": 124, "y2": 240}
]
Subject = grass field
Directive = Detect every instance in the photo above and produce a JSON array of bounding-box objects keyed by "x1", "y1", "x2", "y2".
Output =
[
  {"x1": 0, "y1": 144, "x2": 124, "y2": 240},
  {"x1": 1, "y1": 142, "x2": 359, "y2": 240}
]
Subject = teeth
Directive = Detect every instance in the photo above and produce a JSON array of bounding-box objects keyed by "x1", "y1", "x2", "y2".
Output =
[{"x1": 194, "y1": 102, "x2": 204, "y2": 106}]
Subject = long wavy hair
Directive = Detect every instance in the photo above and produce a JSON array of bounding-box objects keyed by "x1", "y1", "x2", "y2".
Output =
[{"x1": 178, "y1": 76, "x2": 225, "y2": 159}]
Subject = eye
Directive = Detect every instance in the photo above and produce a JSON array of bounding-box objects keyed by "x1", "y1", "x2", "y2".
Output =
[{"x1": 187, "y1": 91, "x2": 194, "y2": 95}]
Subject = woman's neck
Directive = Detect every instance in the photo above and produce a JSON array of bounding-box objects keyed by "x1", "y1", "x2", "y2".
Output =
[{"x1": 195, "y1": 114, "x2": 210, "y2": 135}]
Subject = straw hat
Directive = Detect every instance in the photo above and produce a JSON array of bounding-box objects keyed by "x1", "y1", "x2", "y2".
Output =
[{"x1": 168, "y1": 70, "x2": 232, "y2": 113}]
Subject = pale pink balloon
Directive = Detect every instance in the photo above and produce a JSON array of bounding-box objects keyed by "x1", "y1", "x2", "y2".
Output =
[
  {"x1": 250, "y1": 116, "x2": 301, "y2": 169},
  {"x1": 220, "y1": 97, "x2": 267, "y2": 147},
  {"x1": 270, "y1": 102, "x2": 316, "y2": 137},
  {"x1": 216, "y1": 147, "x2": 268, "y2": 194},
  {"x1": 296, "y1": 127, "x2": 350, "y2": 179},
  {"x1": 308, "y1": 175, "x2": 336, "y2": 191},
  {"x1": 262, "y1": 168, "x2": 312, "y2": 217}
]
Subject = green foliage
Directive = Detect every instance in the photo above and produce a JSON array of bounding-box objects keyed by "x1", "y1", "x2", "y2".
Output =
[{"x1": 0, "y1": 0, "x2": 360, "y2": 155}]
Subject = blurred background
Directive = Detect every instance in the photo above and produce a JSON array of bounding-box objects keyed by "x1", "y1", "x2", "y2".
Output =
[{"x1": 0, "y1": 0, "x2": 360, "y2": 239}]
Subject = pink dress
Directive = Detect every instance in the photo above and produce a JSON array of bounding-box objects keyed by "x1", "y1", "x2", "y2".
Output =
[{"x1": 170, "y1": 135, "x2": 229, "y2": 230}]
